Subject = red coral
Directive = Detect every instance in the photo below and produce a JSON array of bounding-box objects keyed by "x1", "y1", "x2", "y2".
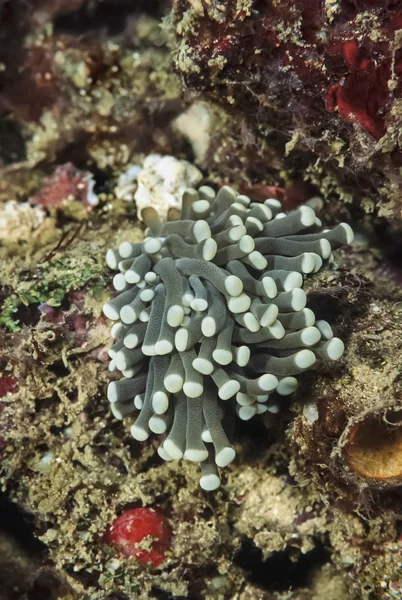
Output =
[
  {"x1": 31, "y1": 162, "x2": 98, "y2": 210},
  {"x1": 106, "y1": 508, "x2": 172, "y2": 568},
  {"x1": 326, "y1": 39, "x2": 390, "y2": 139}
]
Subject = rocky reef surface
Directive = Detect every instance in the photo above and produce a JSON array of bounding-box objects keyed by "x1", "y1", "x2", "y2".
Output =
[
  {"x1": 0, "y1": 1, "x2": 401, "y2": 599},
  {"x1": 171, "y1": 0, "x2": 402, "y2": 219}
]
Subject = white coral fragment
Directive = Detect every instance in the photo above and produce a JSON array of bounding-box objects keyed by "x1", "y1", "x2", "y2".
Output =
[
  {"x1": 115, "y1": 165, "x2": 142, "y2": 202},
  {"x1": 134, "y1": 154, "x2": 202, "y2": 220},
  {"x1": 0, "y1": 200, "x2": 54, "y2": 244}
]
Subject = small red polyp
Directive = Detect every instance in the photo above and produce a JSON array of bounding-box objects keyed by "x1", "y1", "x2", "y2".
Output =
[{"x1": 106, "y1": 508, "x2": 171, "y2": 568}]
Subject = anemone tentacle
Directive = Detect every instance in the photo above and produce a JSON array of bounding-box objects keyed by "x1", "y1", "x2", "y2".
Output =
[{"x1": 104, "y1": 185, "x2": 353, "y2": 490}]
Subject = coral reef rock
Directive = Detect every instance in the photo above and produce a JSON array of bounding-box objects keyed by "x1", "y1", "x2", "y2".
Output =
[{"x1": 171, "y1": 1, "x2": 402, "y2": 218}]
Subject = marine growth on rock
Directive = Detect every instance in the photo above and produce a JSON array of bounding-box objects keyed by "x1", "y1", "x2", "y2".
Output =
[{"x1": 103, "y1": 185, "x2": 353, "y2": 490}]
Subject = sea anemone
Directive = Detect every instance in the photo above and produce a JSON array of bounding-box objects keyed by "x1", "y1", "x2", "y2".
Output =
[{"x1": 103, "y1": 185, "x2": 353, "y2": 490}]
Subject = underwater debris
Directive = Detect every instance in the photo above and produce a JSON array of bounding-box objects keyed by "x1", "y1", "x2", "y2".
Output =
[
  {"x1": 103, "y1": 184, "x2": 353, "y2": 490},
  {"x1": 107, "y1": 507, "x2": 171, "y2": 568}
]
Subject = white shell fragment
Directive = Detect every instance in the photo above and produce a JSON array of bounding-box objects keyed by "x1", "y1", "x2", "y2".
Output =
[{"x1": 104, "y1": 183, "x2": 353, "y2": 490}]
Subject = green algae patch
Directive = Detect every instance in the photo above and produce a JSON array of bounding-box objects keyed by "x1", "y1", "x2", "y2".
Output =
[{"x1": 0, "y1": 248, "x2": 106, "y2": 332}]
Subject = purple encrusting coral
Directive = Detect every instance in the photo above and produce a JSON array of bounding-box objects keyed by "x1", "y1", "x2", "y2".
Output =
[{"x1": 103, "y1": 184, "x2": 353, "y2": 490}]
